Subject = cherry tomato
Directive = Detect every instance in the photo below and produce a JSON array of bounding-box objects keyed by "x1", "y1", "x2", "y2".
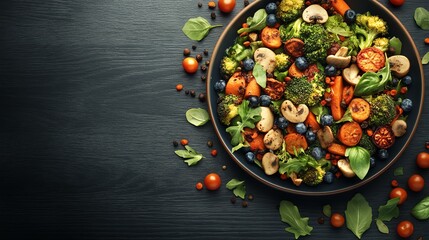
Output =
[
  {"x1": 389, "y1": 187, "x2": 408, "y2": 205},
  {"x1": 397, "y1": 220, "x2": 414, "y2": 238},
  {"x1": 416, "y1": 152, "x2": 429, "y2": 169},
  {"x1": 204, "y1": 173, "x2": 222, "y2": 191},
  {"x1": 182, "y1": 57, "x2": 199, "y2": 74},
  {"x1": 407, "y1": 174, "x2": 425, "y2": 192},
  {"x1": 218, "y1": 0, "x2": 236, "y2": 13},
  {"x1": 389, "y1": 0, "x2": 405, "y2": 7},
  {"x1": 330, "y1": 213, "x2": 345, "y2": 228}
]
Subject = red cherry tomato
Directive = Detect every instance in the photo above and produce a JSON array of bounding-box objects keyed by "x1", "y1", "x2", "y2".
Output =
[
  {"x1": 416, "y1": 152, "x2": 429, "y2": 169},
  {"x1": 182, "y1": 57, "x2": 199, "y2": 74},
  {"x1": 408, "y1": 174, "x2": 425, "y2": 192},
  {"x1": 204, "y1": 173, "x2": 222, "y2": 191},
  {"x1": 218, "y1": 0, "x2": 236, "y2": 13},
  {"x1": 330, "y1": 213, "x2": 345, "y2": 228},
  {"x1": 389, "y1": 0, "x2": 405, "y2": 7},
  {"x1": 389, "y1": 187, "x2": 408, "y2": 205},
  {"x1": 397, "y1": 220, "x2": 414, "y2": 238}
]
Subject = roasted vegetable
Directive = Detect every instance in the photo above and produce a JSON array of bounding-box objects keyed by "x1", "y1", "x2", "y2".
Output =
[
  {"x1": 353, "y1": 12, "x2": 388, "y2": 50},
  {"x1": 300, "y1": 23, "x2": 332, "y2": 63},
  {"x1": 368, "y1": 94, "x2": 396, "y2": 126},
  {"x1": 300, "y1": 166, "x2": 326, "y2": 186},
  {"x1": 283, "y1": 77, "x2": 325, "y2": 107},
  {"x1": 279, "y1": 17, "x2": 303, "y2": 41},
  {"x1": 221, "y1": 56, "x2": 239, "y2": 78},
  {"x1": 275, "y1": 53, "x2": 292, "y2": 72},
  {"x1": 276, "y1": 0, "x2": 305, "y2": 23},
  {"x1": 217, "y1": 94, "x2": 240, "y2": 125},
  {"x1": 373, "y1": 37, "x2": 389, "y2": 52}
]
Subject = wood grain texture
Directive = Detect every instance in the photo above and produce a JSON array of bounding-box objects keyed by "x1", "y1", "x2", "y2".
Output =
[{"x1": 1, "y1": 0, "x2": 429, "y2": 239}]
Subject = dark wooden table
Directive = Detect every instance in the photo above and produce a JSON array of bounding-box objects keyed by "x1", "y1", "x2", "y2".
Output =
[{"x1": 1, "y1": 0, "x2": 428, "y2": 239}]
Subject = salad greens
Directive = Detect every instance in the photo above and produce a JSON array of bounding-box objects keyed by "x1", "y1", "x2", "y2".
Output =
[
  {"x1": 186, "y1": 108, "x2": 210, "y2": 126},
  {"x1": 345, "y1": 193, "x2": 372, "y2": 239},
  {"x1": 414, "y1": 7, "x2": 429, "y2": 30},
  {"x1": 182, "y1": 17, "x2": 222, "y2": 41},
  {"x1": 175, "y1": 145, "x2": 204, "y2": 166},
  {"x1": 237, "y1": 9, "x2": 267, "y2": 34},
  {"x1": 279, "y1": 200, "x2": 313, "y2": 239},
  {"x1": 226, "y1": 100, "x2": 262, "y2": 146},
  {"x1": 226, "y1": 179, "x2": 246, "y2": 199},
  {"x1": 411, "y1": 196, "x2": 429, "y2": 220},
  {"x1": 345, "y1": 146, "x2": 370, "y2": 180},
  {"x1": 353, "y1": 57, "x2": 391, "y2": 96},
  {"x1": 375, "y1": 197, "x2": 400, "y2": 234}
]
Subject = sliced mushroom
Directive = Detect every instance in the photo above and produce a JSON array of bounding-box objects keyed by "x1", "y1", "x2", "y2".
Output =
[
  {"x1": 326, "y1": 47, "x2": 352, "y2": 69},
  {"x1": 256, "y1": 107, "x2": 274, "y2": 132},
  {"x1": 388, "y1": 55, "x2": 410, "y2": 78},
  {"x1": 342, "y1": 63, "x2": 361, "y2": 85},
  {"x1": 248, "y1": 32, "x2": 258, "y2": 42},
  {"x1": 391, "y1": 119, "x2": 407, "y2": 137},
  {"x1": 290, "y1": 172, "x2": 303, "y2": 187},
  {"x1": 280, "y1": 100, "x2": 310, "y2": 123},
  {"x1": 316, "y1": 126, "x2": 334, "y2": 149},
  {"x1": 302, "y1": 4, "x2": 329, "y2": 24},
  {"x1": 261, "y1": 152, "x2": 279, "y2": 175},
  {"x1": 263, "y1": 129, "x2": 284, "y2": 150},
  {"x1": 337, "y1": 159, "x2": 356, "y2": 178},
  {"x1": 254, "y1": 47, "x2": 276, "y2": 74}
]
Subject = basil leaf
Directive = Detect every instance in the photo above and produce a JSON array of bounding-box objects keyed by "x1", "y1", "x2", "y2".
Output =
[
  {"x1": 323, "y1": 204, "x2": 332, "y2": 217},
  {"x1": 422, "y1": 52, "x2": 429, "y2": 65},
  {"x1": 394, "y1": 167, "x2": 404, "y2": 176},
  {"x1": 182, "y1": 17, "x2": 222, "y2": 41},
  {"x1": 279, "y1": 200, "x2": 313, "y2": 239},
  {"x1": 345, "y1": 146, "x2": 370, "y2": 180},
  {"x1": 226, "y1": 179, "x2": 245, "y2": 189},
  {"x1": 414, "y1": 7, "x2": 429, "y2": 30},
  {"x1": 345, "y1": 193, "x2": 372, "y2": 239},
  {"x1": 411, "y1": 196, "x2": 429, "y2": 220},
  {"x1": 253, "y1": 63, "x2": 267, "y2": 88},
  {"x1": 354, "y1": 57, "x2": 391, "y2": 96},
  {"x1": 389, "y1": 37, "x2": 402, "y2": 55},
  {"x1": 375, "y1": 219, "x2": 389, "y2": 234},
  {"x1": 174, "y1": 145, "x2": 204, "y2": 166},
  {"x1": 237, "y1": 9, "x2": 267, "y2": 34},
  {"x1": 226, "y1": 179, "x2": 246, "y2": 199},
  {"x1": 186, "y1": 108, "x2": 210, "y2": 126},
  {"x1": 378, "y1": 197, "x2": 400, "y2": 221},
  {"x1": 184, "y1": 155, "x2": 203, "y2": 166}
]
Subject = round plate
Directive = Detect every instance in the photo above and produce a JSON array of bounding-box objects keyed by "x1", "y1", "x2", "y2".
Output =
[{"x1": 207, "y1": 0, "x2": 424, "y2": 195}]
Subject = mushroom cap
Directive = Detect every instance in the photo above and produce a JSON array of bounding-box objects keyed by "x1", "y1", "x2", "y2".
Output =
[
  {"x1": 388, "y1": 55, "x2": 410, "y2": 78},
  {"x1": 302, "y1": 4, "x2": 329, "y2": 24},
  {"x1": 342, "y1": 63, "x2": 361, "y2": 85}
]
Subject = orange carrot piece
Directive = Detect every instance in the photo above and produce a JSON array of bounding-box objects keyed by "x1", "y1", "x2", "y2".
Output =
[
  {"x1": 304, "y1": 111, "x2": 321, "y2": 131},
  {"x1": 244, "y1": 79, "x2": 261, "y2": 99},
  {"x1": 331, "y1": 0, "x2": 351, "y2": 16},
  {"x1": 284, "y1": 133, "x2": 308, "y2": 155},
  {"x1": 330, "y1": 76, "x2": 345, "y2": 121},
  {"x1": 249, "y1": 134, "x2": 266, "y2": 151},
  {"x1": 327, "y1": 143, "x2": 347, "y2": 156}
]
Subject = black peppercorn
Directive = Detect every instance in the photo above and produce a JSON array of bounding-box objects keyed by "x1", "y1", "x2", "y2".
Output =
[
  {"x1": 244, "y1": 0, "x2": 249, "y2": 7},
  {"x1": 192, "y1": 45, "x2": 197, "y2": 50},
  {"x1": 183, "y1": 48, "x2": 191, "y2": 56},
  {"x1": 173, "y1": 140, "x2": 178, "y2": 147},
  {"x1": 200, "y1": 65, "x2": 207, "y2": 72},
  {"x1": 185, "y1": 90, "x2": 190, "y2": 95},
  {"x1": 230, "y1": 197, "x2": 236, "y2": 204},
  {"x1": 198, "y1": 93, "x2": 206, "y2": 102},
  {"x1": 242, "y1": 201, "x2": 248, "y2": 208},
  {"x1": 201, "y1": 75, "x2": 207, "y2": 81},
  {"x1": 207, "y1": 140, "x2": 213, "y2": 147},
  {"x1": 190, "y1": 90, "x2": 196, "y2": 97},
  {"x1": 248, "y1": 194, "x2": 254, "y2": 201},
  {"x1": 317, "y1": 217, "x2": 325, "y2": 224},
  {"x1": 196, "y1": 54, "x2": 203, "y2": 62},
  {"x1": 198, "y1": 2, "x2": 202, "y2": 8},
  {"x1": 222, "y1": 165, "x2": 227, "y2": 170},
  {"x1": 211, "y1": 12, "x2": 216, "y2": 20},
  {"x1": 205, "y1": 60, "x2": 210, "y2": 66},
  {"x1": 203, "y1": 49, "x2": 209, "y2": 55}
]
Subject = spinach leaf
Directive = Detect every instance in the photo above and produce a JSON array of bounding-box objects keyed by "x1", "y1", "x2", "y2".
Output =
[
  {"x1": 389, "y1": 37, "x2": 402, "y2": 55},
  {"x1": 345, "y1": 193, "x2": 372, "y2": 239},
  {"x1": 186, "y1": 108, "x2": 210, "y2": 126},
  {"x1": 411, "y1": 196, "x2": 429, "y2": 220},
  {"x1": 253, "y1": 63, "x2": 267, "y2": 88},
  {"x1": 226, "y1": 100, "x2": 262, "y2": 146},
  {"x1": 237, "y1": 9, "x2": 267, "y2": 34},
  {"x1": 394, "y1": 167, "x2": 404, "y2": 176},
  {"x1": 174, "y1": 145, "x2": 204, "y2": 166},
  {"x1": 182, "y1": 17, "x2": 222, "y2": 41},
  {"x1": 323, "y1": 204, "x2": 332, "y2": 217},
  {"x1": 279, "y1": 200, "x2": 313, "y2": 239},
  {"x1": 354, "y1": 57, "x2": 391, "y2": 96},
  {"x1": 414, "y1": 7, "x2": 429, "y2": 30},
  {"x1": 345, "y1": 146, "x2": 370, "y2": 180},
  {"x1": 377, "y1": 197, "x2": 400, "y2": 221},
  {"x1": 226, "y1": 179, "x2": 246, "y2": 199},
  {"x1": 375, "y1": 219, "x2": 389, "y2": 234},
  {"x1": 422, "y1": 52, "x2": 429, "y2": 65}
]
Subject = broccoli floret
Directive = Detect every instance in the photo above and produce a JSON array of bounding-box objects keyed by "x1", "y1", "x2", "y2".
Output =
[
  {"x1": 358, "y1": 133, "x2": 377, "y2": 156},
  {"x1": 353, "y1": 12, "x2": 388, "y2": 50},
  {"x1": 373, "y1": 37, "x2": 389, "y2": 52},
  {"x1": 221, "y1": 56, "x2": 239, "y2": 78},
  {"x1": 226, "y1": 43, "x2": 252, "y2": 62},
  {"x1": 368, "y1": 94, "x2": 396, "y2": 126},
  {"x1": 300, "y1": 166, "x2": 325, "y2": 186},
  {"x1": 341, "y1": 35, "x2": 360, "y2": 56},
  {"x1": 279, "y1": 17, "x2": 303, "y2": 41},
  {"x1": 284, "y1": 77, "x2": 325, "y2": 107},
  {"x1": 300, "y1": 23, "x2": 332, "y2": 63},
  {"x1": 325, "y1": 14, "x2": 354, "y2": 38},
  {"x1": 276, "y1": 0, "x2": 305, "y2": 23},
  {"x1": 217, "y1": 94, "x2": 240, "y2": 125},
  {"x1": 275, "y1": 53, "x2": 292, "y2": 72}
]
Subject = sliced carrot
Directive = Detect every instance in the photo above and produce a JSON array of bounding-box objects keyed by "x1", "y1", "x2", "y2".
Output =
[
  {"x1": 327, "y1": 143, "x2": 347, "y2": 156},
  {"x1": 261, "y1": 26, "x2": 282, "y2": 49},
  {"x1": 304, "y1": 111, "x2": 321, "y2": 131},
  {"x1": 244, "y1": 79, "x2": 261, "y2": 99},
  {"x1": 284, "y1": 38, "x2": 304, "y2": 57},
  {"x1": 225, "y1": 72, "x2": 245, "y2": 97},
  {"x1": 284, "y1": 133, "x2": 308, "y2": 155},
  {"x1": 338, "y1": 122, "x2": 363, "y2": 147},
  {"x1": 331, "y1": 0, "x2": 351, "y2": 16},
  {"x1": 330, "y1": 76, "x2": 345, "y2": 121},
  {"x1": 342, "y1": 85, "x2": 354, "y2": 106},
  {"x1": 288, "y1": 62, "x2": 304, "y2": 78},
  {"x1": 249, "y1": 133, "x2": 266, "y2": 151},
  {"x1": 348, "y1": 98, "x2": 370, "y2": 123}
]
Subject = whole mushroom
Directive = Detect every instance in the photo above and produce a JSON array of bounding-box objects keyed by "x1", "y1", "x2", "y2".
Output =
[{"x1": 302, "y1": 4, "x2": 329, "y2": 24}]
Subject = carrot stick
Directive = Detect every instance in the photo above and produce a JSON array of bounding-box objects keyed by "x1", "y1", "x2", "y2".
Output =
[
  {"x1": 304, "y1": 111, "x2": 321, "y2": 131},
  {"x1": 330, "y1": 76, "x2": 345, "y2": 121},
  {"x1": 327, "y1": 143, "x2": 347, "y2": 156},
  {"x1": 331, "y1": 0, "x2": 351, "y2": 16}
]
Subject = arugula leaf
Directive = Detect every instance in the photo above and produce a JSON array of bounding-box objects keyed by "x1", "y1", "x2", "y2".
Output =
[
  {"x1": 226, "y1": 179, "x2": 246, "y2": 199},
  {"x1": 323, "y1": 204, "x2": 332, "y2": 217},
  {"x1": 411, "y1": 196, "x2": 429, "y2": 220},
  {"x1": 377, "y1": 197, "x2": 400, "y2": 222},
  {"x1": 354, "y1": 57, "x2": 391, "y2": 96},
  {"x1": 237, "y1": 9, "x2": 267, "y2": 34},
  {"x1": 345, "y1": 193, "x2": 372, "y2": 239},
  {"x1": 345, "y1": 146, "x2": 370, "y2": 180},
  {"x1": 174, "y1": 145, "x2": 204, "y2": 166},
  {"x1": 186, "y1": 108, "x2": 210, "y2": 126},
  {"x1": 182, "y1": 17, "x2": 222, "y2": 41},
  {"x1": 253, "y1": 63, "x2": 267, "y2": 88},
  {"x1": 279, "y1": 200, "x2": 313, "y2": 239},
  {"x1": 394, "y1": 167, "x2": 404, "y2": 176},
  {"x1": 375, "y1": 219, "x2": 389, "y2": 234},
  {"x1": 226, "y1": 100, "x2": 261, "y2": 146},
  {"x1": 231, "y1": 142, "x2": 248, "y2": 153}
]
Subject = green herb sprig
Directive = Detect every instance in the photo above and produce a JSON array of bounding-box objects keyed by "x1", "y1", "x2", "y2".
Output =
[
  {"x1": 226, "y1": 179, "x2": 246, "y2": 199},
  {"x1": 279, "y1": 200, "x2": 313, "y2": 239},
  {"x1": 174, "y1": 145, "x2": 204, "y2": 166}
]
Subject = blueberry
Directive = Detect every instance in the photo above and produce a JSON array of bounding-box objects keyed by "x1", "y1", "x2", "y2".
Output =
[
  {"x1": 370, "y1": 157, "x2": 376, "y2": 168},
  {"x1": 330, "y1": 165, "x2": 338, "y2": 174},
  {"x1": 325, "y1": 65, "x2": 337, "y2": 76},
  {"x1": 401, "y1": 98, "x2": 413, "y2": 112},
  {"x1": 378, "y1": 149, "x2": 389, "y2": 160},
  {"x1": 266, "y1": 14, "x2": 277, "y2": 27},
  {"x1": 323, "y1": 172, "x2": 334, "y2": 184},
  {"x1": 392, "y1": 77, "x2": 400, "y2": 86},
  {"x1": 243, "y1": 58, "x2": 255, "y2": 71},
  {"x1": 321, "y1": 114, "x2": 334, "y2": 126},
  {"x1": 248, "y1": 96, "x2": 260, "y2": 108},
  {"x1": 344, "y1": 9, "x2": 357, "y2": 24},
  {"x1": 275, "y1": 116, "x2": 289, "y2": 129},
  {"x1": 214, "y1": 79, "x2": 226, "y2": 93},
  {"x1": 305, "y1": 130, "x2": 316, "y2": 142},
  {"x1": 259, "y1": 95, "x2": 271, "y2": 106},
  {"x1": 402, "y1": 75, "x2": 412, "y2": 85},
  {"x1": 295, "y1": 57, "x2": 309, "y2": 71},
  {"x1": 245, "y1": 152, "x2": 255, "y2": 163},
  {"x1": 295, "y1": 123, "x2": 307, "y2": 134},
  {"x1": 265, "y1": 2, "x2": 277, "y2": 14},
  {"x1": 311, "y1": 147, "x2": 323, "y2": 160}
]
